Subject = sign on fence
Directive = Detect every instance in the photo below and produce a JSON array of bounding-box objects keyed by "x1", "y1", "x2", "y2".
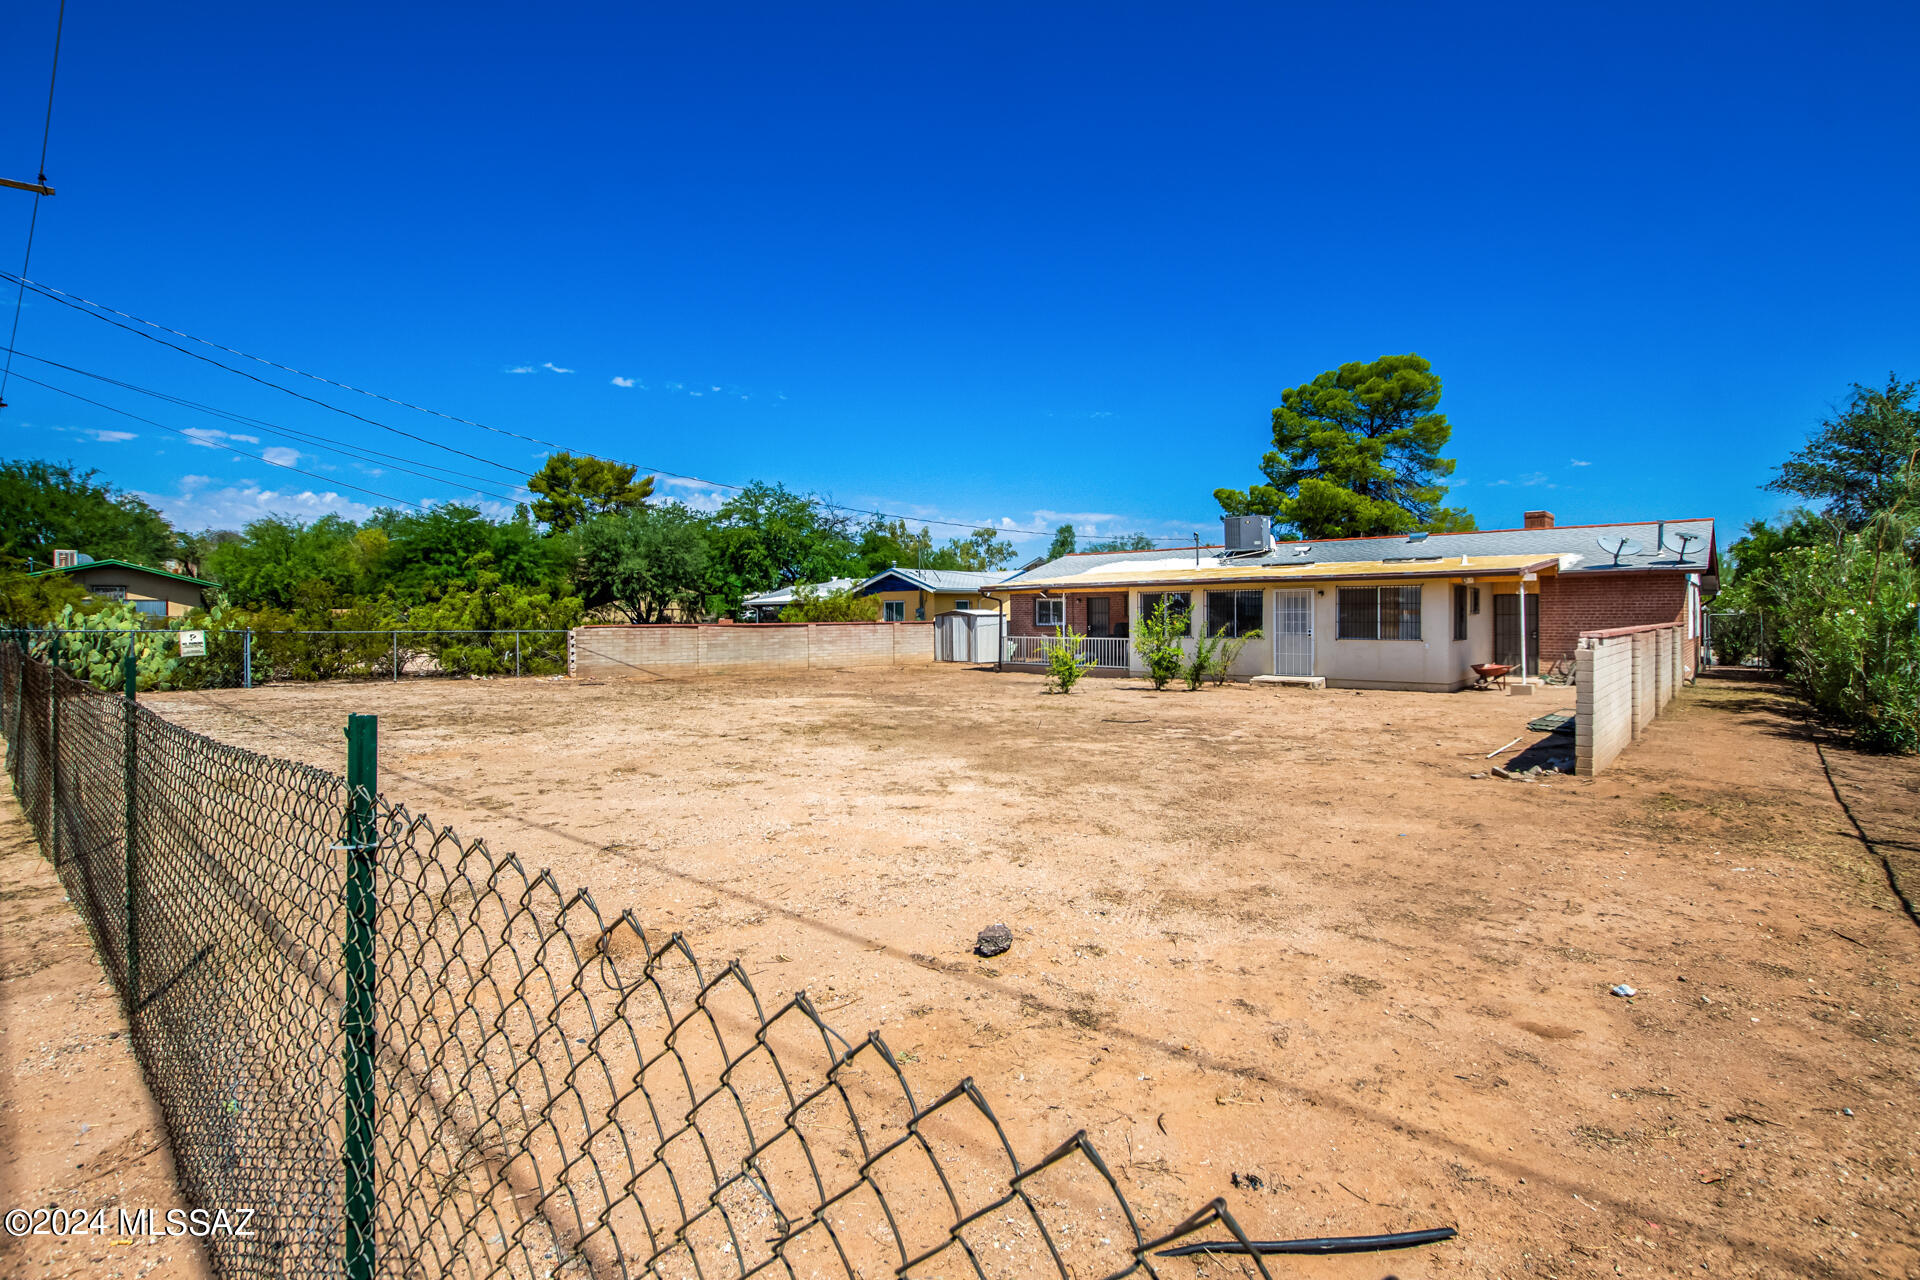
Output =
[{"x1": 176, "y1": 629, "x2": 206, "y2": 657}]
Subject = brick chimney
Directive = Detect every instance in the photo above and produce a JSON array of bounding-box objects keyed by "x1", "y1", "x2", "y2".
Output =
[{"x1": 1523, "y1": 510, "x2": 1555, "y2": 529}]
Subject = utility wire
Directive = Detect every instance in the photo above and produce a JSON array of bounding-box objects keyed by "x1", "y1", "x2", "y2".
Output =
[
  {"x1": 0, "y1": 0, "x2": 68, "y2": 416},
  {"x1": 5, "y1": 369, "x2": 456, "y2": 513},
  {"x1": 8, "y1": 348, "x2": 534, "y2": 503},
  {"x1": 0, "y1": 270, "x2": 1198, "y2": 545}
]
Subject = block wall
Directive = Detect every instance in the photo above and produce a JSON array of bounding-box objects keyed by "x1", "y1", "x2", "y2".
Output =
[
  {"x1": 1576, "y1": 621, "x2": 1688, "y2": 777},
  {"x1": 571, "y1": 623, "x2": 933, "y2": 680}
]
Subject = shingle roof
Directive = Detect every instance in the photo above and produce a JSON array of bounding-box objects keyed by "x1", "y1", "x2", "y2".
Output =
[{"x1": 992, "y1": 518, "x2": 1716, "y2": 590}]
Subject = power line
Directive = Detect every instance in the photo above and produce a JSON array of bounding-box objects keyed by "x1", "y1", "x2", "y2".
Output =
[
  {"x1": 7, "y1": 348, "x2": 535, "y2": 504},
  {"x1": 4, "y1": 369, "x2": 460, "y2": 514},
  {"x1": 0, "y1": 0, "x2": 67, "y2": 416},
  {"x1": 0, "y1": 270, "x2": 1198, "y2": 544}
]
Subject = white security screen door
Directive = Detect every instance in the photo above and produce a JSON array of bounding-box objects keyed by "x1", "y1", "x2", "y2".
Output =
[{"x1": 1274, "y1": 589, "x2": 1313, "y2": 676}]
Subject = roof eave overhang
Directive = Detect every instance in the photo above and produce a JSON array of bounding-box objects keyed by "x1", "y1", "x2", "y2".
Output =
[{"x1": 985, "y1": 558, "x2": 1560, "y2": 594}]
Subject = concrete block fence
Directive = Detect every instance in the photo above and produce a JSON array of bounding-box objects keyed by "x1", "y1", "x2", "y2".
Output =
[
  {"x1": 1575, "y1": 622, "x2": 1688, "y2": 776},
  {"x1": 569, "y1": 622, "x2": 934, "y2": 680}
]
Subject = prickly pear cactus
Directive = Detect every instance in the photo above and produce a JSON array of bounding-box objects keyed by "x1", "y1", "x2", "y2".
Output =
[{"x1": 45, "y1": 603, "x2": 182, "y2": 692}]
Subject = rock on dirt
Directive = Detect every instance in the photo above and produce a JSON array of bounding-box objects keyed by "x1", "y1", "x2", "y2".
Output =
[{"x1": 975, "y1": 923, "x2": 1013, "y2": 957}]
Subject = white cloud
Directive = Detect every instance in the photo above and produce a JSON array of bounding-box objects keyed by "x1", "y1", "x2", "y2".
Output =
[
  {"x1": 610, "y1": 376, "x2": 638, "y2": 388},
  {"x1": 82, "y1": 428, "x2": 137, "y2": 442},
  {"x1": 654, "y1": 475, "x2": 731, "y2": 513},
  {"x1": 182, "y1": 427, "x2": 261, "y2": 448},
  {"x1": 542, "y1": 362, "x2": 574, "y2": 374},
  {"x1": 137, "y1": 482, "x2": 376, "y2": 528},
  {"x1": 506, "y1": 365, "x2": 534, "y2": 374},
  {"x1": 261, "y1": 446, "x2": 302, "y2": 468},
  {"x1": 1569, "y1": 458, "x2": 1591, "y2": 467}
]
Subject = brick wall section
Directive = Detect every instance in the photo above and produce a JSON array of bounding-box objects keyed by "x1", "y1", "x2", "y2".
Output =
[
  {"x1": 1538, "y1": 574, "x2": 1696, "y2": 674},
  {"x1": 1575, "y1": 636, "x2": 1634, "y2": 776},
  {"x1": 1576, "y1": 621, "x2": 1686, "y2": 776},
  {"x1": 1004, "y1": 593, "x2": 1130, "y2": 638},
  {"x1": 571, "y1": 623, "x2": 933, "y2": 679}
]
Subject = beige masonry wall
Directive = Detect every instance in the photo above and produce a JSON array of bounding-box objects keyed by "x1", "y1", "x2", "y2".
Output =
[
  {"x1": 571, "y1": 622, "x2": 934, "y2": 680},
  {"x1": 1576, "y1": 622, "x2": 1686, "y2": 777}
]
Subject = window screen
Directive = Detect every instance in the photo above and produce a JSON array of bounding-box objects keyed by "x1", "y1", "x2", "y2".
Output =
[
  {"x1": 1337, "y1": 587, "x2": 1378, "y2": 639},
  {"x1": 1337, "y1": 586, "x2": 1423, "y2": 640},
  {"x1": 1139, "y1": 592, "x2": 1192, "y2": 633},
  {"x1": 1381, "y1": 585, "x2": 1422, "y2": 640},
  {"x1": 1207, "y1": 589, "x2": 1263, "y2": 638},
  {"x1": 1034, "y1": 597, "x2": 1064, "y2": 626}
]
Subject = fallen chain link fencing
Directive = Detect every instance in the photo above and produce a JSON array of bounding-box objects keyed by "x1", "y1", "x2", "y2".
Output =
[{"x1": 0, "y1": 641, "x2": 1268, "y2": 1280}]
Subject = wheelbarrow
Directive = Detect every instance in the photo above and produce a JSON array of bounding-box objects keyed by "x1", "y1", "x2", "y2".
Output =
[{"x1": 1470, "y1": 662, "x2": 1514, "y2": 690}]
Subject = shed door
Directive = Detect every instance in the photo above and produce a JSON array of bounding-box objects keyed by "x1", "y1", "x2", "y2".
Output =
[
  {"x1": 1273, "y1": 589, "x2": 1313, "y2": 676},
  {"x1": 1493, "y1": 594, "x2": 1540, "y2": 675}
]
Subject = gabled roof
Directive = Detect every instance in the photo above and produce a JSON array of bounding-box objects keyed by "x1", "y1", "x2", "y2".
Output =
[
  {"x1": 992, "y1": 517, "x2": 1716, "y2": 591},
  {"x1": 30, "y1": 558, "x2": 218, "y2": 588},
  {"x1": 856, "y1": 567, "x2": 1017, "y2": 595}
]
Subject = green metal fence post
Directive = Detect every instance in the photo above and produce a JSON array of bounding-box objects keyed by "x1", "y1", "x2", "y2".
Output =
[
  {"x1": 48, "y1": 632, "x2": 60, "y2": 866},
  {"x1": 122, "y1": 642, "x2": 139, "y2": 1003},
  {"x1": 343, "y1": 713, "x2": 378, "y2": 1280}
]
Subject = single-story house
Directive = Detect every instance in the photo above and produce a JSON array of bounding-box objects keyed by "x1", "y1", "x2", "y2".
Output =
[
  {"x1": 984, "y1": 511, "x2": 1716, "y2": 691},
  {"x1": 738, "y1": 577, "x2": 861, "y2": 622},
  {"x1": 856, "y1": 568, "x2": 1018, "y2": 622},
  {"x1": 31, "y1": 553, "x2": 217, "y2": 618}
]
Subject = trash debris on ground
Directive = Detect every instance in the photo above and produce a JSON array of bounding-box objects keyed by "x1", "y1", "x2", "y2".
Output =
[
  {"x1": 1492, "y1": 760, "x2": 1575, "y2": 780},
  {"x1": 1230, "y1": 1171, "x2": 1265, "y2": 1191},
  {"x1": 975, "y1": 923, "x2": 1013, "y2": 957},
  {"x1": 1527, "y1": 712, "x2": 1576, "y2": 734},
  {"x1": 1485, "y1": 735, "x2": 1524, "y2": 758},
  {"x1": 1610, "y1": 984, "x2": 1637, "y2": 998},
  {"x1": 1155, "y1": 1225, "x2": 1457, "y2": 1258}
]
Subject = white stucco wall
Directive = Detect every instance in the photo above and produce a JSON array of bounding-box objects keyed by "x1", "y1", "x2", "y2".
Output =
[{"x1": 1312, "y1": 579, "x2": 1479, "y2": 691}]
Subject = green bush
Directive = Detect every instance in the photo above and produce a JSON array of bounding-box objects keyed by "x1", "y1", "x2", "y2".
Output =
[
  {"x1": 1132, "y1": 597, "x2": 1189, "y2": 691},
  {"x1": 1206, "y1": 628, "x2": 1262, "y2": 685},
  {"x1": 41, "y1": 602, "x2": 179, "y2": 692},
  {"x1": 779, "y1": 586, "x2": 880, "y2": 623},
  {"x1": 1763, "y1": 520, "x2": 1918, "y2": 753},
  {"x1": 1042, "y1": 627, "x2": 1096, "y2": 694},
  {"x1": 1183, "y1": 630, "x2": 1217, "y2": 691}
]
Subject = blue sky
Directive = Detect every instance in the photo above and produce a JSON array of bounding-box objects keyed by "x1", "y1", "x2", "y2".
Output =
[{"x1": 1, "y1": 1, "x2": 1915, "y2": 550}]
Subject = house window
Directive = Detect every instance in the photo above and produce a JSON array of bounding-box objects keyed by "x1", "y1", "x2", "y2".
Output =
[
  {"x1": 883, "y1": 600, "x2": 905, "y2": 622},
  {"x1": 1206, "y1": 589, "x2": 1263, "y2": 638},
  {"x1": 1337, "y1": 586, "x2": 1423, "y2": 640},
  {"x1": 1470, "y1": 587, "x2": 1481, "y2": 614},
  {"x1": 1453, "y1": 585, "x2": 1469, "y2": 642},
  {"x1": 1034, "y1": 596, "x2": 1064, "y2": 627},
  {"x1": 1139, "y1": 592, "x2": 1191, "y2": 633},
  {"x1": 91, "y1": 584, "x2": 129, "y2": 600},
  {"x1": 954, "y1": 600, "x2": 970, "y2": 611}
]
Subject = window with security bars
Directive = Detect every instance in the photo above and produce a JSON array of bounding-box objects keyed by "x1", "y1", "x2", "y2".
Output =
[
  {"x1": 1139, "y1": 592, "x2": 1191, "y2": 633},
  {"x1": 1206, "y1": 589, "x2": 1263, "y2": 638},
  {"x1": 1337, "y1": 586, "x2": 1423, "y2": 640}
]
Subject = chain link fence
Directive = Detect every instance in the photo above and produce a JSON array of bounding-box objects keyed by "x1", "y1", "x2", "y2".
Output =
[
  {"x1": 14, "y1": 628, "x2": 571, "y2": 692},
  {"x1": 1, "y1": 640, "x2": 1272, "y2": 1280}
]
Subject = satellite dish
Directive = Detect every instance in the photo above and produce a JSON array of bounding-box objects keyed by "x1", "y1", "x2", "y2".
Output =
[
  {"x1": 1666, "y1": 530, "x2": 1703, "y2": 563},
  {"x1": 1596, "y1": 535, "x2": 1644, "y2": 566}
]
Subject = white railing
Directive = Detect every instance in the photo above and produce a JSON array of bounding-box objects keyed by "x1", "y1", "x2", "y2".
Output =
[{"x1": 1003, "y1": 635, "x2": 1132, "y2": 668}]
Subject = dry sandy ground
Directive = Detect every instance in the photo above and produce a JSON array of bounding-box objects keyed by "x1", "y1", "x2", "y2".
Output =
[
  {"x1": 136, "y1": 665, "x2": 1917, "y2": 1279},
  {"x1": 0, "y1": 804, "x2": 212, "y2": 1280}
]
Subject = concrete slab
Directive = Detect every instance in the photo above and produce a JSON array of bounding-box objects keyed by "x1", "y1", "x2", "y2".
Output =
[{"x1": 1251, "y1": 674, "x2": 1326, "y2": 689}]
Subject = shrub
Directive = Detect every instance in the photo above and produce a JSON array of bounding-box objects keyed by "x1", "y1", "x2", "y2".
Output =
[
  {"x1": 1132, "y1": 597, "x2": 1189, "y2": 691},
  {"x1": 1206, "y1": 628, "x2": 1262, "y2": 685},
  {"x1": 779, "y1": 586, "x2": 881, "y2": 623},
  {"x1": 1042, "y1": 626, "x2": 1096, "y2": 694},
  {"x1": 1183, "y1": 630, "x2": 1218, "y2": 691}
]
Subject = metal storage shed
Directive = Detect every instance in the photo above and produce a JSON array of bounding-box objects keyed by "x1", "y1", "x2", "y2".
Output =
[{"x1": 934, "y1": 609, "x2": 1002, "y2": 663}]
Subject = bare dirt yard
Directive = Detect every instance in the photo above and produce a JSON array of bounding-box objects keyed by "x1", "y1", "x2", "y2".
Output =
[
  {"x1": 140, "y1": 664, "x2": 1917, "y2": 1279},
  {"x1": 0, "y1": 803, "x2": 212, "y2": 1280}
]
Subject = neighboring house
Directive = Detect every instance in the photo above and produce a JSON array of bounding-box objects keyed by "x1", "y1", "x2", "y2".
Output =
[
  {"x1": 31, "y1": 551, "x2": 218, "y2": 618},
  {"x1": 985, "y1": 511, "x2": 1716, "y2": 691},
  {"x1": 738, "y1": 577, "x2": 860, "y2": 622},
  {"x1": 856, "y1": 567, "x2": 1018, "y2": 623}
]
